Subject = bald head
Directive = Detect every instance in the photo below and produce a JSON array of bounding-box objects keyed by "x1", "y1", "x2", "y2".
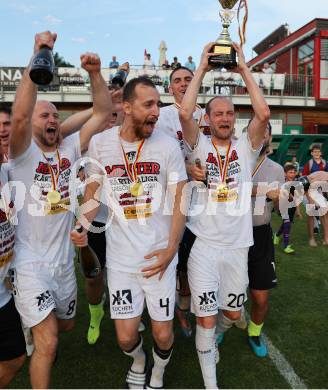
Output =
[
  {"x1": 205, "y1": 96, "x2": 234, "y2": 116},
  {"x1": 32, "y1": 100, "x2": 60, "y2": 148},
  {"x1": 33, "y1": 100, "x2": 57, "y2": 117},
  {"x1": 205, "y1": 96, "x2": 236, "y2": 142}
]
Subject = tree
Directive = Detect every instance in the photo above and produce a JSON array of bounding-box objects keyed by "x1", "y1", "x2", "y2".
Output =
[{"x1": 53, "y1": 52, "x2": 74, "y2": 67}]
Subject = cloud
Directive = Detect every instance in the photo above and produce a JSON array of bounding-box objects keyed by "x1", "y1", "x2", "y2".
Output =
[
  {"x1": 44, "y1": 14, "x2": 63, "y2": 25},
  {"x1": 71, "y1": 37, "x2": 86, "y2": 43},
  {"x1": 12, "y1": 2, "x2": 35, "y2": 13}
]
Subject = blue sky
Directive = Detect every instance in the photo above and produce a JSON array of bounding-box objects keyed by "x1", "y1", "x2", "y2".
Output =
[{"x1": 0, "y1": 0, "x2": 327, "y2": 68}]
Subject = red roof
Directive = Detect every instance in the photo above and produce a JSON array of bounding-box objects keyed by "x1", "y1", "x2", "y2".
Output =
[{"x1": 248, "y1": 18, "x2": 328, "y2": 66}]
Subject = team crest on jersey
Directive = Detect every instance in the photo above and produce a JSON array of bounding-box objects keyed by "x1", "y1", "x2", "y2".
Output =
[
  {"x1": 205, "y1": 148, "x2": 241, "y2": 202},
  {"x1": 35, "y1": 158, "x2": 71, "y2": 175},
  {"x1": 105, "y1": 161, "x2": 161, "y2": 220}
]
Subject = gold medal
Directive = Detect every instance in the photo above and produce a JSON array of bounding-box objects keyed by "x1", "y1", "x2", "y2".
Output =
[
  {"x1": 130, "y1": 181, "x2": 144, "y2": 197},
  {"x1": 47, "y1": 190, "x2": 61, "y2": 204},
  {"x1": 217, "y1": 183, "x2": 228, "y2": 196},
  {"x1": 42, "y1": 149, "x2": 62, "y2": 205}
]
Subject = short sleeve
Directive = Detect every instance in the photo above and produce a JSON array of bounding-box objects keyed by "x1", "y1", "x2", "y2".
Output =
[
  {"x1": 238, "y1": 132, "x2": 261, "y2": 170},
  {"x1": 167, "y1": 140, "x2": 188, "y2": 184},
  {"x1": 85, "y1": 136, "x2": 104, "y2": 177},
  {"x1": 9, "y1": 142, "x2": 35, "y2": 168},
  {"x1": 183, "y1": 132, "x2": 209, "y2": 164}
]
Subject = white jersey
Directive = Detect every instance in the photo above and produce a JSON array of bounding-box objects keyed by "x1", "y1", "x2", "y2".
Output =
[
  {"x1": 185, "y1": 132, "x2": 260, "y2": 249},
  {"x1": 156, "y1": 104, "x2": 210, "y2": 153},
  {"x1": 0, "y1": 164, "x2": 15, "y2": 307},
  {"x1": 8, "y1": 134, "x2": 81, "y2": 268},
  {"x1": 252, "y1": 157, "x2": 285, "y2": 227},
  {"x1": 87, "y1": 126, "x2": 187, "y2": 273}
]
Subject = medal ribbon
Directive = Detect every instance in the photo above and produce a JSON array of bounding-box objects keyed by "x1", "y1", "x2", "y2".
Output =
[
  {"x1": 211, "y1": 141, "x2": 232, "y2": 185},
  {"x1": 119, "y1": 132, "x2": 145, "y2": 184},
  {"x1": 252, "y1": 155, "x2": 266, "y2": 178},
  {"x1": 237, "y1": 0, "x2": 248, "y2": 48},
  {"x1": 174, "y1": 103, "x2": 203, "y2": 126},
  {"x1": 42, "y1": 149, "x2": 61, "y2": 192}
]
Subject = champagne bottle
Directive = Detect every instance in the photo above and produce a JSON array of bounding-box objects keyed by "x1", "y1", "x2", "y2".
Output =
[
  {"x1": 298, "y1": 175, "x2": 310, "y2": 192},
  {"x1": 195, "y1": 158, "x2": 208, "y2": 185},
  {"x1": 76, "y1": 226, "x2": 101, "y2": 278},
  {"x1": 29, "y1": 46, "x2": 55, "y2": 85},
  {"x1": 111, "y1": 69, "x2": 127, "y2": 88}
]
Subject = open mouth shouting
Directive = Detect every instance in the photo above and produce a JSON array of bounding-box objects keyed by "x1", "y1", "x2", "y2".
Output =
[{"x1": 46, "y1": 126, "x2": 57, "y2": 134}]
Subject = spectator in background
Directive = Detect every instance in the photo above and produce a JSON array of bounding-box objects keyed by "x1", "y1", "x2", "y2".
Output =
[
  {"x1": 302, "y1": 144, "x2": 328, "y2": 246},
  {"x1": 291, "y1": 155, "x2": 300, "y2": 176},
  {"x1": 252, "y1": 65, "x2": 262, "y2": 72},
  {"x1": 262, "y1": 62, "x2": 274, "y2": 74},
  {"x1": 109, "y1": 55, "x2": 119, "y2": 69},
  {"x1": 171, "y1": 56, "x2": 181, "y2": 70},
  {"x1": 143, "y1": 52, "x2": 155, "y2": 70},
  {"x1": 303, "y1": 145, "x2": 327, "y2": 175},
  {"x1": 162, "y1": 59, "x2": 171, "y2": 70},
  {"x1": 274, "y1": 163, "x2": 302, "y2": 254},
  {"x1": 185, "y1": 56, "x2": 196, "y2": 71}
]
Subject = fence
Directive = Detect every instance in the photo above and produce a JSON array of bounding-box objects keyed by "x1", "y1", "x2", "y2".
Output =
[{"x1": 0, "y1": 66, "x2": 314, "y2": 98}]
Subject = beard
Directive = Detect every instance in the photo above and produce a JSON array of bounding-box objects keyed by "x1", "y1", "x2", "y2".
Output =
[
  {"x1": 40, "y1": 131, "x2": 59, "y2": 147},
  {"x1": 212, "y1": 126, "x2": 233, "y2": 140},
  {"x1": 131, "y1": 114, "x2": 154, "y2": 139},
  {"x1": 134, "y1": 125, "x2": 151, "y2": 139}
]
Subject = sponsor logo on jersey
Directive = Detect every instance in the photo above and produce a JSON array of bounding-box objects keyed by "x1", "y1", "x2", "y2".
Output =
[
  {"x1": 111, "y1": 289, "x2": 133, "y2": 315},
  {"x1": 36, "y1": 290, "x2": 55, "y2": 312},
  {"x1": 198, "y1": 291, "x2": 217, "y2": 313}
]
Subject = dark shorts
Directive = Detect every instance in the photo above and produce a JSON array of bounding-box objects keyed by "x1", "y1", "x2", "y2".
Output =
[
  {"x1": 248, "y1": 224, "x2": 277, "y2": 291},
  {"x1": 0, "y1": 297, "x2": 26, "y2": 361},
  {"x1": 87, "y1": 221, "x2": 106, "y2": 269},
  {"x1": 288, "y1": 207, "x2": 296, "y2": 223},
  {"x1": 177, "y1": 227, "x2": 196, "y2": 273}
]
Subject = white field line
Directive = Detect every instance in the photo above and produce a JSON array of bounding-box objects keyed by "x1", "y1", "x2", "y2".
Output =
[
  {"x1": 261, "y1": 332, "x2": 307, "y2": 389},
  {"x1": 245, "y1": 310, "x2": 307, "y2": 389}
]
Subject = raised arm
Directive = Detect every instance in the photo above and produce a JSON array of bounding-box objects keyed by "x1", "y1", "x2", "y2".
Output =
[
  {"x1": 233, "y1": 43, "x2": 270, "y2": 149},
  {"x1": 79, "y1": 53, "x2": 112, "y2": 153},
  {"x1": 10, "y1": 31, "x2": 56, "y2": 158},
  {"x1": 60, "y1": 108, "x2": 93, "y2": 138},
  {"x1": 179, "y1": 43, "x2": 214, "y2": 148}
]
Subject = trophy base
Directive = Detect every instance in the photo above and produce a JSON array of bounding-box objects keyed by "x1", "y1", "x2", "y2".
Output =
[{"x1": 209, "y1": 43, "x2": 237, "y2": 69}]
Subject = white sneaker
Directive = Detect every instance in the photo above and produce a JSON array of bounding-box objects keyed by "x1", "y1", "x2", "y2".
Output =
[
  {"x1": 309, "y1": 238, "x2": 318, "y2": 247},
  {"x1": 23, "y1": 326, "x2": 35, "y2": 357}
]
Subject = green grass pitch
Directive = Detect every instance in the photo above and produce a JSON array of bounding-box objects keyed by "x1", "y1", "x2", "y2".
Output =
[{"x1": 9, "y1": 212, "x2": 328, "y2": 388}]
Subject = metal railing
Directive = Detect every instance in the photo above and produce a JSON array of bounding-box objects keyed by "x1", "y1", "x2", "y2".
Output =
[{"x1": 0, "y1": 66, "x2": 314, "y2": 98}]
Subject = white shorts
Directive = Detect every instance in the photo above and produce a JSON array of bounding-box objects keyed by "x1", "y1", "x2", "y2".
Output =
[
  {"x1": 11, "y1": 261, "x2": 77, "y2": 328},
  {"x1": 107, "y1": 262, "x2": 176, "y2": 321},
  {"x1": 188, "y1": 238, "x2": 249, "y2": 317}
]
